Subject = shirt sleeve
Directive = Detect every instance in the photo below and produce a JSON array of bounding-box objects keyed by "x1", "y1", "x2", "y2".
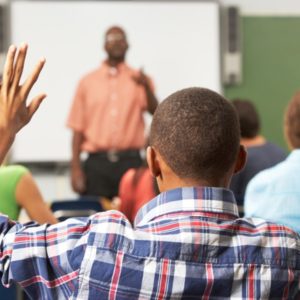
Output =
[
  {"x1": 0, "y1": 214, "x2": 91, "y2": 298},
  {"x1": 66, "y1": 79, "x2": 86, "y2": 132}
]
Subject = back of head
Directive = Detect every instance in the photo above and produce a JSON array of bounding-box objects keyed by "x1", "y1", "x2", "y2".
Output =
[
  {"x1": 231, "y1": 99, "x2": 260, "y2": 138},
  {"x1": 150, "y1": 87, "x2": 240, "y2": 181},
  {"x1": 285, "y1": 91, "x2": 300, "y2": 149}
]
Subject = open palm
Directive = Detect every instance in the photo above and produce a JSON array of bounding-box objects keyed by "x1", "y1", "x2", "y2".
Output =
[{"x1": 0, "y1": 44, "x2": 46, "y2": 135}]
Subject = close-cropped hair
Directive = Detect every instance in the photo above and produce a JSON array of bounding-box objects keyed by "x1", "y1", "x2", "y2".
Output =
[
  {"x1": 285, "y1": 91, "x2": 300, "y2": 149},
  {"x1": 150, "y1": 87, "x2": 240, "y2": 181},
  {"x1": 231, "y1": 99, "x2": 260, "y2": 138},
  {"x1": 105, "y1": 26, "x2": 127, "y2": 39}
]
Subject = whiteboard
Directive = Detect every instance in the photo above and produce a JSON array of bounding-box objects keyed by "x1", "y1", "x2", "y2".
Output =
[{"x1": 10, "y1": 1, "x2": 221, "y2": 162}]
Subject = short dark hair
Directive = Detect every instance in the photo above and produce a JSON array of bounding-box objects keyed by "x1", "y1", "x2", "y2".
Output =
[
  {"x1": 150, "y1": 87, "x2": 240, "y2": 181},
  {"x1": 285, "y1": 91, "x2": 300, "y2": 149},
  {"x1": 231, "y1": 99, "x2": 260, "y2": 138},
  {"x1": 105, "y1": 26, "x2": 127, "y2": 39}
]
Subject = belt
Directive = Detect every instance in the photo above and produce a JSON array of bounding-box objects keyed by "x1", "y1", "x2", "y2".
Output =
[{"x1": 89, "y1": 149, "x2": 140, "y2": 162}]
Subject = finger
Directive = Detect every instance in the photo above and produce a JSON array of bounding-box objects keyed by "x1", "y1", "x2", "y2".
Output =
[
  {"x1": 28, "y1": 93, "x2": 47, "y2": 120},
  {"x1": 11, "y1": 43, "x2": 28, "y2": 94},
  {"x1": 21, "y1": 57, "x2": 46, "y2": 100},
  {"x1": 2, "y1": 45, "x2": 16, "y2": 93}
]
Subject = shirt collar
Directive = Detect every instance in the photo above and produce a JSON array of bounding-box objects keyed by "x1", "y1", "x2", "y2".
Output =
[
  {"x1": 101, "y1": 60, "x2": 127, "y2": 75},
  {"x1": 287, "y1": 149, "x2": 300, "y2": 162},
  {"x1": 134, "y1": 186, "x2": 239, "y2": 227}
]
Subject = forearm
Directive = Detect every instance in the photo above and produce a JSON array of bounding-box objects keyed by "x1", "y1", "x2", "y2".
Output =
[
  {"x1": 71, "y1": 131, "x2": 84, "y2": 169},
  {"x1": 16, "y1": 171, "x2": 58, "y2": 224},
  {"x1": 26, "y1": 202, "x2": 58, "y2": 224},
  {"x1": 0, "y1": 130, "x2": 15, "y2": 165},
  {"x1": 144, "y1": 84, "x2": 158, "y2": 115},
  {"x1": 71, "y1": 131, "x2": 86, "y2": 193}
]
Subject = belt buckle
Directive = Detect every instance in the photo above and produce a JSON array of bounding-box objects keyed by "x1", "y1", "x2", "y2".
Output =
[{"x1": 107, "y1": 150, "x2": 119, "y2": 162}]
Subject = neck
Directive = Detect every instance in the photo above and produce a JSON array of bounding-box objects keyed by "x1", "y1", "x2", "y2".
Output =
[
  {"x1": 107, "y1": 57, "x2": 124, "y2": 67},
  {"x1": 158, "y1": 174, "x2": 231, "y2": 193},
  {"x1": 240, "y1": 135, "x2": 266, "y2": 147}
]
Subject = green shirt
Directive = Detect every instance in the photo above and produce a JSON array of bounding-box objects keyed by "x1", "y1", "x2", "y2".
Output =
[{"x1": 0, "y1": 165, "x2": 28, "y2": 220}]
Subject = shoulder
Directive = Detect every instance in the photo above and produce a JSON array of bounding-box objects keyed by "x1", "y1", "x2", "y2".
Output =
[
  {"x1": 77, "y1": 67, "x2": 102, "y2": 87},
  {"x1": 0, "y1": 165, "x2": 29, "y2": 179},
  {"x1": 125, "y1": 64, "x2": 139, "y2": 75},
  {"x1": 120, "y1": 168, "x2": 136, "y2": 186},
  {"x1": 236, "y1": 217, "x2": 300, "y2": 262},
  {"x1": 122, "y1": 168, "x2": 136, "y2": 179},
  {"x1": 86, "y1": 210, "x2": 135, "y2": 251},
  {"x1": 127, "y1": 64, "x2": 153, "y2": 80},
  {"x1": 265, "y1": 142, "x2": 287, "y2": 157},
  {"x1": 247, "y1": 158, "x2": 287, "y2": 189},
  {"x1": 88, "y1": 210, "x2": 132, "y2": 233}
]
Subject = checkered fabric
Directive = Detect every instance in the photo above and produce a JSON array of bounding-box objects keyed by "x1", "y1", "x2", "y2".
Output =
[{"x1": 0, "y1": 187, "x2": 299, "y2": 299}]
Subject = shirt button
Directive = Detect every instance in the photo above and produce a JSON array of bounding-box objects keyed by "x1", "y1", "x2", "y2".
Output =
[
  {"x1": 109, "y1": 67, "x2": 118, "y2": 76},
  {"x1": 110, "y1": 93, "x2": 117, "y2": 101},
  {"x1": 111, "y1": 109, "x2": 117, "y2": 116}
]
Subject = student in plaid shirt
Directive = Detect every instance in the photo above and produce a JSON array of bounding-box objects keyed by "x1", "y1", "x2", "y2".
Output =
[{"x1": 0, "y1": 45, "x2": 299, "y2": 299}]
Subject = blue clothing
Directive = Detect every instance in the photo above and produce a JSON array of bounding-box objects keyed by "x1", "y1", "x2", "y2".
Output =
[
  {"x1": 230, "y1": 142, "x2": 286, "y2": 209},
  {"x1": 0, "y1": 187, "x2": 299, "y2": 299},
  {"x1": 245, "y1": 149, "x2": 300, "y2": 233}
]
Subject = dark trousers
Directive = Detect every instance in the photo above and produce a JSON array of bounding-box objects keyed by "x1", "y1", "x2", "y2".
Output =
[{"x1": 83, "y1": 150, "x2": 142, "y2": 199}]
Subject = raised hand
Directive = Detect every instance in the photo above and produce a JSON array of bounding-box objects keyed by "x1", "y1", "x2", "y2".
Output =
[{"x1": 0, "y1": 44, "x2": 46, "y2": 163}]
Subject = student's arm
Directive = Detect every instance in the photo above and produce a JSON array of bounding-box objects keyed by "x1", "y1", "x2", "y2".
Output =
[
  {"x1": 71, "y1": 131, "x2": 86, "y2": 194},
  {"x1": 0, "y1": 44, "x2": 46, "y2": 164},
  {"x1": 0, "y1": 132, "x2": 14, "y2": 166},
  {"x1": 0, "y1": 214, "x2": 91, "y2": 298},
  {"x1": 16, "y1": 171, "x2": 58, "y2": 224},
  {"x1": 0, "y1": 45, "x2": 90, "y2": 297}
]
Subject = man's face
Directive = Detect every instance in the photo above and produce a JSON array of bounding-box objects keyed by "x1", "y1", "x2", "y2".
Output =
[{"x1": 104, "y1": 29, "x2": 128, "y2": 60}]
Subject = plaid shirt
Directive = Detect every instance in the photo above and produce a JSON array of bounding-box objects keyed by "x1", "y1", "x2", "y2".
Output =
[{"x1": 0, "y1": 187, "x2": 299, "y2": 299}]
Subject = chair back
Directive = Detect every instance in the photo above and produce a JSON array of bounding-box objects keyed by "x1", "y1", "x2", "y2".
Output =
[{"x1": 51, "y1": 198, "x2": 103, "y2": 221}]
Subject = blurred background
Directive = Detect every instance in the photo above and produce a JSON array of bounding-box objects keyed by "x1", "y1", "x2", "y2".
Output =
[{"x1": 0, "y1": 0, "x2": 298, "y2": 201}]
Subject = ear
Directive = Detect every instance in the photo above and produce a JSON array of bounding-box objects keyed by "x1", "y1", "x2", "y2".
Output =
[
  {"x1": 146, "y1": 146, "x2": 161, "y2": 177},
  {"x1": 233, "y1": 145, "x2": 247, "y2": 174}
]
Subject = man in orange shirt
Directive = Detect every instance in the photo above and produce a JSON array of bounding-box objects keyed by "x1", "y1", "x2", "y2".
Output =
[{"x1": 67, "y1": 26, "x2": 158, "y2": 200}]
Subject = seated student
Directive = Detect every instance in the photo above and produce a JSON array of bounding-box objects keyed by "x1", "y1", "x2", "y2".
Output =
[
  {"x1": 230, "y1": 99, "x2": 286, "y2": 214},
  {"x1": 0, "y1": 165, "x2": 57, "y2": 224},
  {"x1": 117, "y1": 161, "x2": 158, "y2": 224},
  {"x1": 0, "y1": 45, "x2": 299, "y2": 299},
  {"x1": 245, "y1": 91, "x2": 300, "y2": 233}
]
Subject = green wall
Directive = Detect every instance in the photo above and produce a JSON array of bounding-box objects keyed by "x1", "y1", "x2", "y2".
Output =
[{"x1": 224, "y1": 17, "x2": 300, "y2": 150}]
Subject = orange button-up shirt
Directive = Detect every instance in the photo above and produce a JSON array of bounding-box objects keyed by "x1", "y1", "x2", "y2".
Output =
[{"x1": 67, "y1": 62, "x2": 153, "y2": 152}]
